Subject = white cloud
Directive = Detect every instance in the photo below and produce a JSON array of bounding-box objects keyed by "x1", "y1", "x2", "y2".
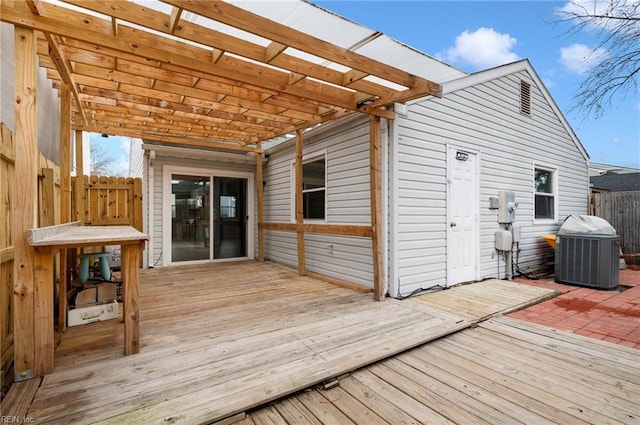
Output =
[
  {"x1": 559, "y1": 43, "x2": 608, "y2": 74},
  {"x1": 119, "y1": 137, "x2": 131, "y2": 156},
  {"x1": 440, "y1": 27, "x2": 520, "y2": 70},
  {"x1": 114, "y1": 155, "x2": 130, "y2": 177}
]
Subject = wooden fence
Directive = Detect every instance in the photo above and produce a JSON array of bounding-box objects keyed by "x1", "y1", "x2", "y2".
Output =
[
  {"x1": 1, "y1": 123, "x2": 61, "y2": 391},
  {"x1": 591, "y1": 191, "x2": 640, "y2": 265},
  {"x1": 71, "y1": 175, "x2": 142, "y2": 231}
]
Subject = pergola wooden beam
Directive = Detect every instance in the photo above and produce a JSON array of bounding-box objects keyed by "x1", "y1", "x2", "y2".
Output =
[
  {"x1": 0, "y1": 0, "x2": 438, "y2": 153},
  {"x1": 163, "y1": 0, "x2": 439, "y2": 94},
  {"x1": 25, "y1": 0, "x2": 87, "y2": 125}
]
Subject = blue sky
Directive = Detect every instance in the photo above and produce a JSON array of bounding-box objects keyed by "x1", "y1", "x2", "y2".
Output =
[
  {"x1": 94, "y1": 0, "x2": 639, "y2": 172},
  {"x1": 316, "y1": 0, "x2": 639, "y2": 169},
  {"x1": 89, "y1": 133, "x2": 132, "y2": 176}
]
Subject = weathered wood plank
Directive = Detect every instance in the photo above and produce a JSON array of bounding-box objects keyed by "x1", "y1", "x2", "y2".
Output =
[
  {"x1": 369, "y1": 115, "x2": 384, "y2": 301},
  {"x1": 295, "y1": 130, "x2": 305, "y2": 276},
  {"x1": 25, "y1": 262, "x2": 472, "y2": 424},
  {"x1": 33, "y1": 247, "x2": 54, "y2": 376},
  {"x1": 121, "y1": 243, "x2": 140, "y2": 355},
  {"x1": 409, "y1": 279, "x2": 557, "y2": 320},
  {"x1": 0, "y1": 377, "x2": 41, "y2": 418},
  {"x1": 13, "y1": 22, "x2": 39, "y2": 381},
  {"x1": 256, "y1": 142, "x2": 264, "y2": 262}
]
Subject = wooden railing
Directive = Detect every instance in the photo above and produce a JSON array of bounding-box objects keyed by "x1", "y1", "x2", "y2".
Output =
[{"x1": 71, "y1": 175, "x2": 143, "y2": 231}]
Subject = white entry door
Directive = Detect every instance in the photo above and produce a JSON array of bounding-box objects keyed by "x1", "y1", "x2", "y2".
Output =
[{"x1": 447, "y1": 147, "x2": 479, "y2": 285}]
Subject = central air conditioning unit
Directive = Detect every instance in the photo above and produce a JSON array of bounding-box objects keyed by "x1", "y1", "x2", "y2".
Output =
[{"x1": 555, "y1": 234, "x2": 620, "y2": 290}]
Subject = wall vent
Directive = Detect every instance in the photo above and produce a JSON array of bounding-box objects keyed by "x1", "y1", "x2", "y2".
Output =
[{"x1": 520, "y1": 80, "x2": 531, "y2": 115}]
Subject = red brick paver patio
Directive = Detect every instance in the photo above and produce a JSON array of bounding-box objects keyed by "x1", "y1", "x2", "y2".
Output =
[{"x1": 509, "y1": 268, "x2": 640, "y2": 349}]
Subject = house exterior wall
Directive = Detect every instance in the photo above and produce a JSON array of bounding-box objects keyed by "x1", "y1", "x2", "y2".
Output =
[
  {"x1": 263, "y1": 117, "x2": 374, "y2": 288},
  {"x1": 2, "y1": 22, "x2": 61, "y2": 164},
  {"x1": 145, "y1": 150, "x2": 257, "y2": 267},
  {"x1": 391, "y1": 68, "x2": 589, "y2": 296},
  {"x1": 128, "y1": 138, "x2": 144, "y2": 178}
]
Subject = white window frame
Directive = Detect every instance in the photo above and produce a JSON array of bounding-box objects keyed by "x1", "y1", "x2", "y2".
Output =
[
  {"x1": 290, "y1": 150, "x2": 327, "y2": 223},
  {"x1": 162, "y1": 165, "x2": 255, "y2": 265},
  {"x1": 533, "y1": 163, "x2": 558, "y2": 223}
]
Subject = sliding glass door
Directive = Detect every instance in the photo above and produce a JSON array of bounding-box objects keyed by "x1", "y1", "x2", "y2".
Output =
[
  {"x1": 213, "y1": 177, "x2": 247, "y2": 259},
  {"x1": 170, "y1": 173, "x2": 248, "y2": 263},
  {"x1": 171, "y1": 174, "x2": 210, "y2": 262}
]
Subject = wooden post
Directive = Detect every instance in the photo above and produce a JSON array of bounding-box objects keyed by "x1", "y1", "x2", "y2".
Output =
[
  {"x1": 13, "y1": 22, "x2": 39, "y2": 380},
  {"x1": 295, "y1": 130, "x2": 305, "y2": 276},
  {"x1": 58, "y1": 83, "x2": 71, "y2": 332},
  {"x1": 370, "y1": 116, "x2": 384, "y2": 301},
  {"x1": 73, "y1": 130, "x2": 84, "y2": 224},
  {"x1": 33, "y1": 247, "x2": 54, "y2": 375},
  {"x1": 39, "y1": 168, "x2": 55, "y2": 227},
  {"x1": 121, "y1": 243, "x2": 141, "y2": 355},
  {"x1": 256, "y1": 142, "x2": 264, "y2": 262}
]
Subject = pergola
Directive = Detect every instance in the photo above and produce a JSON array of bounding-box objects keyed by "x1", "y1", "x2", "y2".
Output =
[{"x1": 2, "y1": 0, "x2": 441, "y2": 378}]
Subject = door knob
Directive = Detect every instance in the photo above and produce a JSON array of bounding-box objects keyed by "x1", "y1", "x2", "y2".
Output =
[{"x1": 450, "y1": 222, "x2": 457, "y2": 227}]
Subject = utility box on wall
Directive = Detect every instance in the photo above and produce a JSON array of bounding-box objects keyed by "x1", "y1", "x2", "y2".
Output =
[
  {"x1": 498, "y1": 191, "x2": 517, "y2": 223},
  {"x1": 555, "y1": 234, "x2": 620, "y2": 290}
]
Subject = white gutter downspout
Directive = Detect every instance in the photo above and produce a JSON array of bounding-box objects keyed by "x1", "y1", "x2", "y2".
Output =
[{"x1": 147, "y1": 150, "x2": 155, "y2": 267}]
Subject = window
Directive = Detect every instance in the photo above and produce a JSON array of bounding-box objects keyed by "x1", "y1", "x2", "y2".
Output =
[
  {"x1": 520, "y1": 80, "x2": 531, "y2": 115},
  {"x1": 298, "y1": 156, "x2": 326, "y2": 220},
  {"x1": 220, "y1": 195, "x2": 236, "y2": 218},
  {"x1": 534, "y1": 167, "x2": 555, "y2": 220}
]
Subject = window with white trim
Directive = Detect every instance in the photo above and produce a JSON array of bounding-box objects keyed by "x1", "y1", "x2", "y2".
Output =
[
  {"x1": 534, "y1": 166, "x2": 555, "y2": 220},
  {"x1": 299, "y1": 156, "x2": 326, "y2": 220}
]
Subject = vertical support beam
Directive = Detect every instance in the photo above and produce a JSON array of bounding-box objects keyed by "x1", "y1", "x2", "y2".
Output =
[
  {"x1": 58, "y1": 83, "x2": 71, "y2": 332},
  {"x1": 256, "y1": 142, "x2": 264, "y2": 262},
  {"x1": 370, "y1": 116, "x2": 385, "y2": 301},
  {"x1": 121, "y1": 243, "x2": 141, "y2": 355},
  {"x1": 33, "y1": 247, "x2": 54, "y2": 375},
  {"x1": 39, "y1": 168, "x2": 55, "y2": 227},
  {"x1": 73, "y1": 130, "x2": 84, "y2": 223},
  {"x1": 13, "y1": 22, "x2": 38, "y2": 380},
  {"x1": 295, "y1": 130, "x2": 305, "y2": 276}
]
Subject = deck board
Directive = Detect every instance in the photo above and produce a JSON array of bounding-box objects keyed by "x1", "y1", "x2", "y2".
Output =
[
  {"x1": 409, "y1": 278, "x2": 559, "y2": 320},
  {"x1": 12, "y1": 262, "x2": 570, "y2": 424},
  {"x1": 247, "y1": 315, "x2": 640, "y2": 424},
  {"x1": 22, "y1": 262, "x2": 473, "y2": 424}
]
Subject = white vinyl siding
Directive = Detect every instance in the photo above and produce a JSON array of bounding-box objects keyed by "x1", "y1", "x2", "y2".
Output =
[
  {"x1": 263, "y1": 117, "x2": 374, "y2": 288},
  {"x1": 392, "y1": 69, "x2": 588, "y2": 295},
  {"x1": 128, "y1": 138, "x2": 144, "y2": 178}
]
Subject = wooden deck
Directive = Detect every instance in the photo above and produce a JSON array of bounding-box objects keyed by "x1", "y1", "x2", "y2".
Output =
[
  {"x1": 6, "y1": 261, "x2": 558, "y2": 424},
  {"x1": 244, "y1": 316, "x2": 640, "y2": 425}
]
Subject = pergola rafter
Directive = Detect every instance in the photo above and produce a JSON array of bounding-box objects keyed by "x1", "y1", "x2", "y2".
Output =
[{"x1": 1, "y1": 0, "x2": 441, "y2": 149}]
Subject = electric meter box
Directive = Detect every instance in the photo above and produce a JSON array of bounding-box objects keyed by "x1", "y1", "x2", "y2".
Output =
[
  {"x1": 498, "y1": 191, "x2": 517, "y2": 223},
  {"x1": 495, "y1": 229, "x2": 513, "y2": 251}
]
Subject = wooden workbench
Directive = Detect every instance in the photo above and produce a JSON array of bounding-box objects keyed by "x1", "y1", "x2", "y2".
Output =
[{"x1": 26, "y1": 221, "x2": 147, "y2": 375}]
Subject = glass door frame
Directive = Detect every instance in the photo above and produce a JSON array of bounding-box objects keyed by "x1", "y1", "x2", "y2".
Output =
[{"x1": 162, "y1": 165, "x2": 255, "y2": 266}]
